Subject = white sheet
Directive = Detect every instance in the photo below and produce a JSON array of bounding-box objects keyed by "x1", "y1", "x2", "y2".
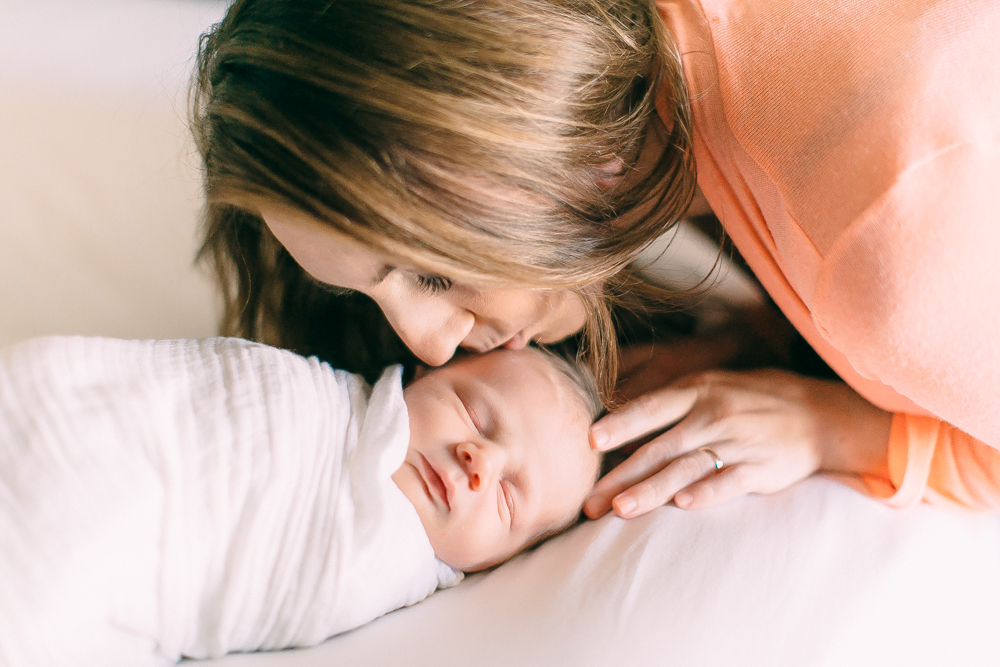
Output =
[
  {"x1": 0, "y1": 337, "x2": 458, "y2": 665},
  {"x1": 208, "y1": 477, "x2": 1000, "y2": 667}
]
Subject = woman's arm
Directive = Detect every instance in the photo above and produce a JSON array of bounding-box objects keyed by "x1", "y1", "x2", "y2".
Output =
[
  {"x1": 586, "y1": 367, "x2": 1000, "y2": 517},
  {"x1": 584, "y1": 369, "x2": 892, "y2": 518}
]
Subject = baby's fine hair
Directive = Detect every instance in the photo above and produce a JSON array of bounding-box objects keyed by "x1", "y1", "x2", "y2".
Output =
[{"x1": 530, "y1": 347, "x2": 604, "y2": 425}]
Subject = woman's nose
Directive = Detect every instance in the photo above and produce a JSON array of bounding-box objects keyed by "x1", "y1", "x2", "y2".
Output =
[
  {"x1": 376, "y1": 294, "x2": 474, "y2": 367},
  {"x1": 455, "y1": 442, "x2": 500, "y2": 492}
]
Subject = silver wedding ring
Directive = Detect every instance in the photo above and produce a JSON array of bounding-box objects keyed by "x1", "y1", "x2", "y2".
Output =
[{"x1": 699, "y1": 446, "x2": 724, "y2": 471}]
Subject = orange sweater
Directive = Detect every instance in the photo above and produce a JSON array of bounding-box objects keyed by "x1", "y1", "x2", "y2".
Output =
[{"x1": 657, "y1": 0, "x2": 1000, "y2": 509}]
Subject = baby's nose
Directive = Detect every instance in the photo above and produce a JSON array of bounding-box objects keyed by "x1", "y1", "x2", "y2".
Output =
[{"x1": 456, "y1": 442, "x2": 498, "y2": 492}]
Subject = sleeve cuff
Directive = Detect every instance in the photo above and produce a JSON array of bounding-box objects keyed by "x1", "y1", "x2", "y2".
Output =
[{"x1": 861, "y1": 413, "x2": 939, "y2": 508}]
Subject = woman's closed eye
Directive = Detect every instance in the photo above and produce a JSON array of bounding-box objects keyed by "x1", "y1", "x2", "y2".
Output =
[
  {"x1": 414, "y1": 273, "x2": 453, "y2": 295},
  {"x1": 310, "y1": 276, "x2": 354, "y2": 296}
]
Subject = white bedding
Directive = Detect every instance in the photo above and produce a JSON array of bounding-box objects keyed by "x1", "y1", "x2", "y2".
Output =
[
  {"x1": 3, "y1": 2, "x2": 1000, "y2": 666},
  {"x1": 211, "y1": 478, "x2": 1000, "y2": 667},
  {"x1": 0, "y1": 337, "x2": 458, "y2": 665}
]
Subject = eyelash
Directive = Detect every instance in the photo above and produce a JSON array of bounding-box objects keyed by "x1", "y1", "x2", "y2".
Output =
[
  {"x1": 311, "y1": 278, "x2": 353, "y2": 297},
  {"x1": 463, "y1": 401, "x2": 483, "y2": 435},
  {"x1": 414, "y1": 273, "x2": 453, "y2": 295},
  {"x1": 500, "y1": 480, "x2": 515, "y2": 525}
]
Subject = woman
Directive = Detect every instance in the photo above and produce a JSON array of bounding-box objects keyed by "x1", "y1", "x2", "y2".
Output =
[{"x1": 192, "y1": 0, "x2": 1000, "y2": 517}]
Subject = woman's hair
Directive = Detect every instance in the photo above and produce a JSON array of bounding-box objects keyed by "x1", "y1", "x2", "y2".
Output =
[{"x1": 192, "y1": 0, "x2": 696, "y2": 400}]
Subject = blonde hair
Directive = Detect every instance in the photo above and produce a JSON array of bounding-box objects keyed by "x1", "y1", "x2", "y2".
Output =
[{"x1": 192, "y1": 0, "x2": 696, "y2": 400}]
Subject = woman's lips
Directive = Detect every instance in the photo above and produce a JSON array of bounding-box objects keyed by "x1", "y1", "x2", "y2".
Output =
[
  {"x1": 502, "y1": 332, "x2": 527, "y2": 350},
  {"x1": 419, "y1": 454, "x2": 450, "y2": 511}
]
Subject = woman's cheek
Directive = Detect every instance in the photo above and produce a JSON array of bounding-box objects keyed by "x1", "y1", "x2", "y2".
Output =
[{"x1": 537, "y1": 292, "x2": 588, "y2": 342}]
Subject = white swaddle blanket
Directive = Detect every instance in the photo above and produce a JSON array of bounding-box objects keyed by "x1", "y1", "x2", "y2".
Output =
[{"x1": 0, "y1": 337, "x2": 460, "y2": 666}]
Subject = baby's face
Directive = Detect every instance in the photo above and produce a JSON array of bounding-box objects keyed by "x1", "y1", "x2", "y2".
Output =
[{"x1": 392, "y1": 349, "x2": 600, "y2": 571}]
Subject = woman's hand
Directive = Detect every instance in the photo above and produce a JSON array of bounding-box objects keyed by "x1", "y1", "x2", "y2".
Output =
[{"x1": 584, "y1": 368, "x2": 893, "y2": 519}]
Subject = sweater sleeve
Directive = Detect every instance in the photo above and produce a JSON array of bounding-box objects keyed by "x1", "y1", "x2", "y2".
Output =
[{"x1": 862, "y1": 414, "x2": 1000, "y2": 511}]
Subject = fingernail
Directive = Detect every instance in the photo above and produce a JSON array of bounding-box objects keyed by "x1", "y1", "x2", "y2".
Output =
[
  {"x1": 590, "y1": 426, "x2": 609, "y2": 450},
  {"x1": 614, "y1": 495, "x2": 637, "y2": 515},
  {"x1": 675, "y1": 492, "x2": 692, "y2": 508}
]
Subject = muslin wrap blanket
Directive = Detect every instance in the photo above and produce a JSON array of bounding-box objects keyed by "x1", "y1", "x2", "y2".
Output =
[{"x1": 0, "y1": 337, "x2": 461, "y2": 666}]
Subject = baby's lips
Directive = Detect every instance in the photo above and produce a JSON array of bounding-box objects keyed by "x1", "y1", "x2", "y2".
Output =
[{"x1": 420, "y1": 454, "x2": 452, "y2": 511}]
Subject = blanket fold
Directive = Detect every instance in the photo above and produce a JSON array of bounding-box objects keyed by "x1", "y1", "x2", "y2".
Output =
[{"x1": 0, "y1": 337, "x2": 459, "y2": 667}]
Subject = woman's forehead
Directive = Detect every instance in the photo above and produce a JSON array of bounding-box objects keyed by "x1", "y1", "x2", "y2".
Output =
[
  {"x1": 260, "y1": 206, "x2": 384, "y2": 285},
  {"x1": 259, "y1": 203, "x2": 552, "y2": 291}
]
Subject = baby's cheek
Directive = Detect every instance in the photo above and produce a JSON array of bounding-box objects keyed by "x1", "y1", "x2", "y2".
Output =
[{"x1": 437, "y1": 512, "x2": 511, "y2": 572}]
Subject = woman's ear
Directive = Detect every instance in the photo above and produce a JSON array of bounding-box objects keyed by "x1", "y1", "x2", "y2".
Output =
[{"x1": 595, "y1": 158, "x2": 625, "y2": 190}]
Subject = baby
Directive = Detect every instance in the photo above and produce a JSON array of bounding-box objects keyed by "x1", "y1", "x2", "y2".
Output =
[
  {"x1": 395, "y1": 344, "x2": 603, "y2": 572},
  {"x1": 0, "y1": 337, "x2": 600, "y2": 666}
]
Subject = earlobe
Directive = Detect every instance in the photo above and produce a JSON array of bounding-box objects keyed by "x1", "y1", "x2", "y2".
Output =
[{"x1": 595, "y1": 158, "x2": 625, "y2": 190}]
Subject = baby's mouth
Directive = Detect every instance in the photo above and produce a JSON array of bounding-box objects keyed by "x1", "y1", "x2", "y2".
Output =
[{"x1": 419, "y1": 454, "x2": 450, "y2": 511}]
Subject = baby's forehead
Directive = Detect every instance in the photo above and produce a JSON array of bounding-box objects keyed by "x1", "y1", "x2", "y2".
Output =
[{"x1": 461, "y1": 349, "x2": 585, "y2": 404}]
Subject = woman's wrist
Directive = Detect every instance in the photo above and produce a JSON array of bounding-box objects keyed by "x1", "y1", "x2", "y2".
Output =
[{"x1": 812, "y1": 379, "x2": 892, "y2": 478}]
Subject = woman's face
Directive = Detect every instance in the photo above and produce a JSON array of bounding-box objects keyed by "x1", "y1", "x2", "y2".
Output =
[{"x1": 261, "y1": 207, "x2": 589, "y2": 366}]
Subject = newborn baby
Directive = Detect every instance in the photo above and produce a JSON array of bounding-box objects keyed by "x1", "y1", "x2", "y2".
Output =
[{"x1": 0, "y1": 337, "x2": 600, "y2": 666}]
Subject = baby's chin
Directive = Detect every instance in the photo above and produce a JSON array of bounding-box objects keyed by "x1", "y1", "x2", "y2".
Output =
[
  {"x1": 389, "y1": 459, "x2": 487, "y2": 571},
  {"x1": 433, "y1": 542, "x2": 513, "y2": 573}
]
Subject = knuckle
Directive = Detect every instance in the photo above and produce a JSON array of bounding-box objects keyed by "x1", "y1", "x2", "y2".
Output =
[
  {"x1": 639, "y1": 475, "x2": 672, "y2": 505},
  {"x1": 724, "y1": 464, "x2": 748, "y2": 487},
  {"x1": 678, "y1": 454, "x2": 707, "y2": 478},
  {"x1": 630, "y1": 391, "x2": 663, "y2": 420},
  {"x1": 690, "y1": 370, "x2": 727, "y2": 388},
  {"x1": 694, "y1": 483, "x2": 717, "y2": 503},
  {"x1": 644, "y1": 434, "x2": 680, "y2": 463}
]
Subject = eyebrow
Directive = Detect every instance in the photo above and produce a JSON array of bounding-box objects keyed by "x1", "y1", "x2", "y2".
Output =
[{"x1": 370, "y1": 264, "x2": 395, "y2": 288}]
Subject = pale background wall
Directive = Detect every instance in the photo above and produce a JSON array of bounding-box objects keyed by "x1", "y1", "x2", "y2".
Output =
[{"x1": 0, "y1": 0, "x2": 227, "y2": 348}]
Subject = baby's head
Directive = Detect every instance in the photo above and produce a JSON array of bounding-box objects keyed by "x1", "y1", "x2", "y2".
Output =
[{"x1": 392, "y1": 347, "x2": 603, "y2": 572}]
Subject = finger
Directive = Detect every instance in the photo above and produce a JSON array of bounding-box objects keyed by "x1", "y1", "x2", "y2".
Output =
[
  {"x1": 609, "y1": 447, "x2": 728, "y2": 518},
  {"x1": 583, "y1": 418, "x2": 705, "y2": 519},
  {"x1": 590, "y1": 386, "x2": 699, "y2": 452},
  {"x1": 589, "y1": 418, "x2": 717, "y2": 498},
  {"x1": 673, "y1": 464, "x2": 753, "y2": 510},
  {"x1": 585, "y1": 421, "x2": 714, "y2": 519}
]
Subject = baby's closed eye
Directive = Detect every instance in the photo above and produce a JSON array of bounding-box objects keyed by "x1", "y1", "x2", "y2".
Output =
[{"x1": 499, "y1": 479, "x2": 515, "y2": 527}]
